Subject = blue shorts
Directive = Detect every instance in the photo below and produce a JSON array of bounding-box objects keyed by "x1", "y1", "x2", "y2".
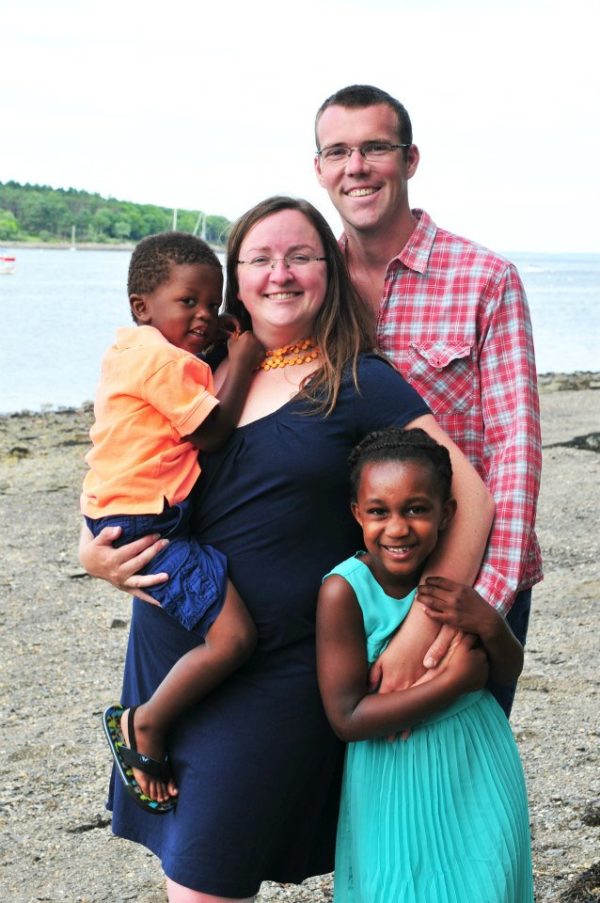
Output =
[{"x1": 85, "y1": 498, "x2": 227, "y2": 635}]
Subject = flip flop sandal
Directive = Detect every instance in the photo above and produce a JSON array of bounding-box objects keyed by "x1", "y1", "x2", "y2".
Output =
[{"x1": 103, "y1": 704, "x2": 176, "y2": 815}]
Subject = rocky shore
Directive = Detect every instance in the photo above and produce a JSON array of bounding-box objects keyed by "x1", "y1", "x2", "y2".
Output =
[{"x1": 1, "y1": 375, "x2": 599, "y2": 902}]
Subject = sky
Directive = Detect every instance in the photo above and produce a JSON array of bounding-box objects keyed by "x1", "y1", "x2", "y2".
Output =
[{"x1": 2, "y1": 0, "x2": 599, "y2": 253}]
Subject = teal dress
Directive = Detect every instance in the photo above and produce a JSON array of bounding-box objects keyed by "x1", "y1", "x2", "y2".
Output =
[{"x1": 327, "y1": 555, "x2": 534, "y2": 903}]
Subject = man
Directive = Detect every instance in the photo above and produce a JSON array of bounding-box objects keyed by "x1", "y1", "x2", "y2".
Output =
[{"x1": 314, "y1": 85, "x2": 542, "y2": 716}]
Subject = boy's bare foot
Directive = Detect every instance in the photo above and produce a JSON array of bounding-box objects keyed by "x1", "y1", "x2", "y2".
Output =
[{"x1": 120, "y1": 705, "x2": 178, "y2": 803}]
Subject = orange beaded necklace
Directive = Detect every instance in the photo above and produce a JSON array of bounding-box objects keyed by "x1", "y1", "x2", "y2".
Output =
[{"x1": 259, "y1": 337, "x2": 320, "y2": 371}]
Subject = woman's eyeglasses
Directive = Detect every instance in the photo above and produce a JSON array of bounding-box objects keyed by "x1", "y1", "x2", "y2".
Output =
[{"x1": 237, "y1": 255, "x2": 326, "y2": 270}]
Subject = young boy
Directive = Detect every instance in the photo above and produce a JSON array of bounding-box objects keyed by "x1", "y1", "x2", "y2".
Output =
[{"x1": 81, "y1": 232, "x2": 264, "y2": 813}]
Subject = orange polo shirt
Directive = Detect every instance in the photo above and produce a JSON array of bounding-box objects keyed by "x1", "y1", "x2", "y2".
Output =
[{"x1": 81, "y1": 326, "x2": 218, "y2": 517}]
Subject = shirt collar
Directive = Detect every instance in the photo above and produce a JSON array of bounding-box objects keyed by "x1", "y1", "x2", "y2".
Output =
[
  {"x1": 339, "y1": 208, "x2": 437, "y2": 275},
  {"x1": 115, "y1": 324, "x2": 167, "y2": 348},
  {"x1": 395, "y1": 209, "x2": 437, "y2": 274}
]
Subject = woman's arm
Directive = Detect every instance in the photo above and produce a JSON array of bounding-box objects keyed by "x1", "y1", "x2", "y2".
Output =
[
  {"x1": 316, "y1": 575, "x2": 488, "y2": 742},
  {"x1": 370, "y1": 414, "x2": 495, "y2": 692},
  {"x1": 78, "y1": 522, "x2": 169, "y2": 603}
]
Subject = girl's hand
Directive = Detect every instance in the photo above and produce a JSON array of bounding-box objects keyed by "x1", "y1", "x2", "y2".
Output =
[
  {"x1": 420, "y1": 577, "x2": 524, "y2": 685},
  {"x1": 78, "y1": 523, "x2": 169, "y2": 604},
  {"x1": 418, "y1": 576, "x2": 499, "y2": 642}
]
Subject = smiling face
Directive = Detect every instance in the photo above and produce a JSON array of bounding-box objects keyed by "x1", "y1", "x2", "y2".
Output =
[
  {"x1": 352, "y1": 458, "x2": 455, "y2": 597},
  {"x1": 130, "y1": 262, "x2": 223, "y2": 355},
  {"x1": 235, "y1": 208, "x2": 328, "y2": 347},
  {"x1": 315, "y1": 102, "x2": 419, "y2": 238}
]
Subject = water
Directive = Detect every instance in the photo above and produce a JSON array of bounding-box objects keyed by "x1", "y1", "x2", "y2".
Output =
[{"x1": 0, "y1": 247, "x2": 598, "y2": 414}]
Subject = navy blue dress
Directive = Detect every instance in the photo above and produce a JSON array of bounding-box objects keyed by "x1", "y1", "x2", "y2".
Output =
[{"x1": 109, "y1": 355, "x2": 429, "y2": 897}]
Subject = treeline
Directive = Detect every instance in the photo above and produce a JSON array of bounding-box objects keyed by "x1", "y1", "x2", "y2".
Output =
[{"x1": 0, "y1": 181, "x2": 231, "y2": 246}]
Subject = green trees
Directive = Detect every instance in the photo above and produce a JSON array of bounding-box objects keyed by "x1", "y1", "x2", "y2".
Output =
[
  {"x1": 0, "y1": 209, "x2": 18, "y2": 240},
  {"x1": 0, "y1": 181, "x2": 230, "y2": 247}
]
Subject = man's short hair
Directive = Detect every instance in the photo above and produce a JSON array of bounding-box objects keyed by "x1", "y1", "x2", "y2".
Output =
[{"x1": 315, "y1": 84, "x2": 413, "y2": 150}]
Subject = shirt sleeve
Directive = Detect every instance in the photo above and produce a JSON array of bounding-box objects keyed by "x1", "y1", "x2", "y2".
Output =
[
  {"x1": 141, "y1": 354, "x2": 219, "y2": 439},
  {"x1": 473, "y1": 264, "x2": 542, "y2": 615},
  {"x1": 351, "y1": 355, "x2": 431, "y2": 432}
]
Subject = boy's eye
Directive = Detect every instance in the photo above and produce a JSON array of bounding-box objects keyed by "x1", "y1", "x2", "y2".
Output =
[
  {"x1": 367, "y1": 507, "x2": 387, "y2": 517},
  {"x1": 181, "y1": 297, "x2": 196, "y2": 307}
]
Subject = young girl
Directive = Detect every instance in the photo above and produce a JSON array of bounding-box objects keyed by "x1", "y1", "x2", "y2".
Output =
[{"x1": 317, "y1": 428, "x2": 534, "y2": 902}]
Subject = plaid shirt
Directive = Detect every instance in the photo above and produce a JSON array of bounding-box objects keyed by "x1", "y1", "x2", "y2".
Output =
[{"x1": 344, "y1": 210, "x2": 542, "y2": 614}]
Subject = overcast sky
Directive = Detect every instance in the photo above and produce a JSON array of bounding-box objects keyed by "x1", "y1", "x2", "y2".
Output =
[{"x1": 2, "y1": 0, "x2": 598, "y2": 253}]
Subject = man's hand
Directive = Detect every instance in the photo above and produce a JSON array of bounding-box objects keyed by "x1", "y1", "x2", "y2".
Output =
[
  {"x1": 369, "y1": 599, "x2": 456, "y2": 693},
  {"x1": 420, "y1": 623, "x2": 458, "y2": 669},
  {"x1": 440, "y1": 631, "x2": 489, "y2": 694},
  {"x1": 368, "y1": 641, "x2": 424, "y2": 695}
]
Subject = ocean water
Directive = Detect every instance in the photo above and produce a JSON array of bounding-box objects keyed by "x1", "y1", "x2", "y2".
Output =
[{"x1": 0, "y1": 247, "x2": 598, "y2": 414}]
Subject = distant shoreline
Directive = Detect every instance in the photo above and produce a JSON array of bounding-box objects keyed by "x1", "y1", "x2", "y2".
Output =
[
  {"x1": 1, "y1": 372, "x2": 599, "y2": 420},
  {"x1": 1, "y1": 239, "x2": 226, "y2": 253}
]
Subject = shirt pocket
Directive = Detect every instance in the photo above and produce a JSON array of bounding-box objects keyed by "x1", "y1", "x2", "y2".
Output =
[{"x1": 407, "y1": 341, "x2": 475, "y2": 414}]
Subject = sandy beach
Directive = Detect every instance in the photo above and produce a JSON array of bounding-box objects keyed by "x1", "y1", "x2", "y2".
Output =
[{"x1": 1, "y1": 374, "x2": 599, "y2": 903}]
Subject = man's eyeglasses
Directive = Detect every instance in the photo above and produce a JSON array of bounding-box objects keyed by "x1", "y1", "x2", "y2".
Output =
[
  {"x1": 237, "y1": 254, "x2": 326, "y2": 270},
  {"x1": 316, "y1": 141, "x2": 410, "y2": 165}
]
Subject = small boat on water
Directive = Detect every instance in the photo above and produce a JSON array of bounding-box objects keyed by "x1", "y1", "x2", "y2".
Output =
[{"x1": 0, "y1": 253, "x2": 16, "y2": 275}]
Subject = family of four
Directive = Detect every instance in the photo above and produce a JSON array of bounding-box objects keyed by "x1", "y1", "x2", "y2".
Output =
[{"x1": 80, "y1": 85, "x2": 541, "y2": 902}]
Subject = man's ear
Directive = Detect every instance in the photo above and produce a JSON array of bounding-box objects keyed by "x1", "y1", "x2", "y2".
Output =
[
  {"x1": 439, "y1": 497, "x2": 457, "y2": 532},
  {"x1": 314, "y1": 153, "x2": 326, "y2": 186},
  {"x1": 406, "y1": 144, "x2": 420, "y2": 180},
  {"x1": 130, "y1": 294, "x2": 151, "y2": 324}
]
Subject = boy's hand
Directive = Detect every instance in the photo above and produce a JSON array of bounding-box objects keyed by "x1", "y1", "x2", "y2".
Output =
[
  {"x1": 417, "y1": 577, "x2": 497, "y2": 642},
  {"x1": 227, "y1": 330, "x2": 265, "y2": 371},
  {"x1": 216, "y1": 314, "x2": 242, "y2": 343}
]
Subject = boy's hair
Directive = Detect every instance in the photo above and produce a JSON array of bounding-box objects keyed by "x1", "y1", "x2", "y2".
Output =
[
  {"x1": 127, "y1": 231, "x2": 222, "y2": 297},
  {"x1": 315, "y1": 84, "x2": 413, "y2": 154},
  {"x1": 348, "y1": 427, "x2": 453, "y2": 502}
]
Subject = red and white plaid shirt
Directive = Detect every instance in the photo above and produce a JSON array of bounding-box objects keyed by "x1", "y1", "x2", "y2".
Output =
[{"x1": 344, "y1": 209, "x2": 543, "y2": 614}]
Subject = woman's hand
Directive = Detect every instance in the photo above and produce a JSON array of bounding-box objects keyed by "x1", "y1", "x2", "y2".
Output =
[{"x1": 78, "y1": 523, "x2": 169, "y2": 604}]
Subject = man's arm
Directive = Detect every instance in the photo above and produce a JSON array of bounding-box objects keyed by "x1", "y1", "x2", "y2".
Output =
[
  {"x1": 473, "y1": 263, "x2": 542, "y2": 615},
  {"x1": 374, "y1": 263, "x2": 541, "y2": 686}
]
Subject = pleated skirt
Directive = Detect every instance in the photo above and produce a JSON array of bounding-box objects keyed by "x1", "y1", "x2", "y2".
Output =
[{"x1": 334, "y1": 690, "x2": 534, "y2": 903}]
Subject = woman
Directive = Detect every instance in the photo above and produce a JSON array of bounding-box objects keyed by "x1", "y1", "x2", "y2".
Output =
[{"x1": 80, "y1": 197, "x2": 494, "y2": 903}]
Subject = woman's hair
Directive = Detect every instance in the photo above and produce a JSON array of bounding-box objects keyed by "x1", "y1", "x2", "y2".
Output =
[
  {"x1": 128, "y1": 231, "x2": 221, "y2": 296},
  {"x1": 348, "y1": 427, "x2": 453, "y2": 502},
  {"x1": 225, "y1": 196, "x2": 377, "y2": 416}
]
